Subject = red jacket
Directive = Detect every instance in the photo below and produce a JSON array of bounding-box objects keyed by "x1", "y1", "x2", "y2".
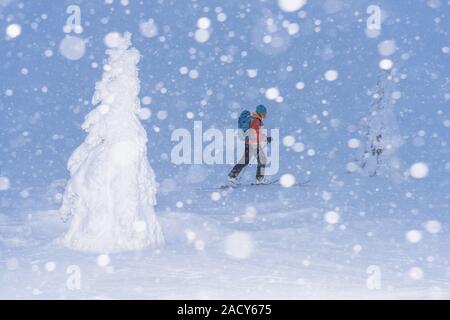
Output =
[{"x1": 247, "y1": 112, "x2": 267, "y2": 144}]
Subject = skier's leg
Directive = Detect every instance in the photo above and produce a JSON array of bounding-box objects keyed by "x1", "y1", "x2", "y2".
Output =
[
  {"x1": 256, "y1": 144, "x2": 267, "y2": 180},
  {"x1": 228, "y1": 143, "x2": 250, "y2": 178}
]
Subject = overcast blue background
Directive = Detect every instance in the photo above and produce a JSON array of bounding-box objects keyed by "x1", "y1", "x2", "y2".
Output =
[{"x1": 0, "y1": 0, "x2": 449, "y2": 217}]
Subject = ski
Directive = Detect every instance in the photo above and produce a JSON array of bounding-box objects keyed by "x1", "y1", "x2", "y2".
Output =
[
  {"x1": 250, "y1": 178, "x2": 280, "y2": 186},
  {"x1": 204, "y1": 179, "x2": 311, "y2": 191},
  {"x1": 249, "y1": 179, "x2": 311, "y2": 187}
]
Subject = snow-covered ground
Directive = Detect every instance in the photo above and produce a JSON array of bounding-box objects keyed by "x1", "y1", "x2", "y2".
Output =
[{"x1": 1, "y1": 177, "x2": 449, "y2": 299}]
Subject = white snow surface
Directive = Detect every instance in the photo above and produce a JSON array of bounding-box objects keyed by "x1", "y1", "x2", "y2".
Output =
[{"x1": 1, "y1": 180, "x2": 449, "y2": 299}]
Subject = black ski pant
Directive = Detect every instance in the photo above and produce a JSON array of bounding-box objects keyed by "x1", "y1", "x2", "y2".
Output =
[{"x1": 228, "y1": 143, "x2": 266, "y2": 180}]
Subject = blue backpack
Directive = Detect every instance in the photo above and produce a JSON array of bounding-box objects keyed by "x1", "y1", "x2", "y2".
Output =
[{"x1": 238, "y1": 110, "x2": 253, "y2": 132}]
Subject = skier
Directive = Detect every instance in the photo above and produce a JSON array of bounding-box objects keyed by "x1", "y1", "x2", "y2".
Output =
[{"x1": 228, "y1": 104, "x2": 272, "y2": 186}]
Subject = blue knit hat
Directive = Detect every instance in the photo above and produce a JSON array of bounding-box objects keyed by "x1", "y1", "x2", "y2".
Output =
[{"x1": 256, "y1": 104, "x2": 267, "y2": 114}]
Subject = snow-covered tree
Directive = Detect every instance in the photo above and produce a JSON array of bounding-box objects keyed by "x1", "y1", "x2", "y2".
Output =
[
  {"x1": 59, "y1": 32, "x2": 163, "y2": 252},
  {"x1": 356, "y1": 69, "x2": 403, "y2": 177}
]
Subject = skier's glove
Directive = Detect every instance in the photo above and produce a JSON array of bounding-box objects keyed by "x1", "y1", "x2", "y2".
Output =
[{"x1": 266, "y1": 136, "x2": 272, "y2": 143}]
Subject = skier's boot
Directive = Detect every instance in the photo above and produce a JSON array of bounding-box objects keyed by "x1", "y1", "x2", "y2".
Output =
[
  {"x1": 255, "y1": 176, "x2": 271, "y2": 185},
  {"x1": 228, "y1": 176, "x2": 240, "y2": 187}
]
